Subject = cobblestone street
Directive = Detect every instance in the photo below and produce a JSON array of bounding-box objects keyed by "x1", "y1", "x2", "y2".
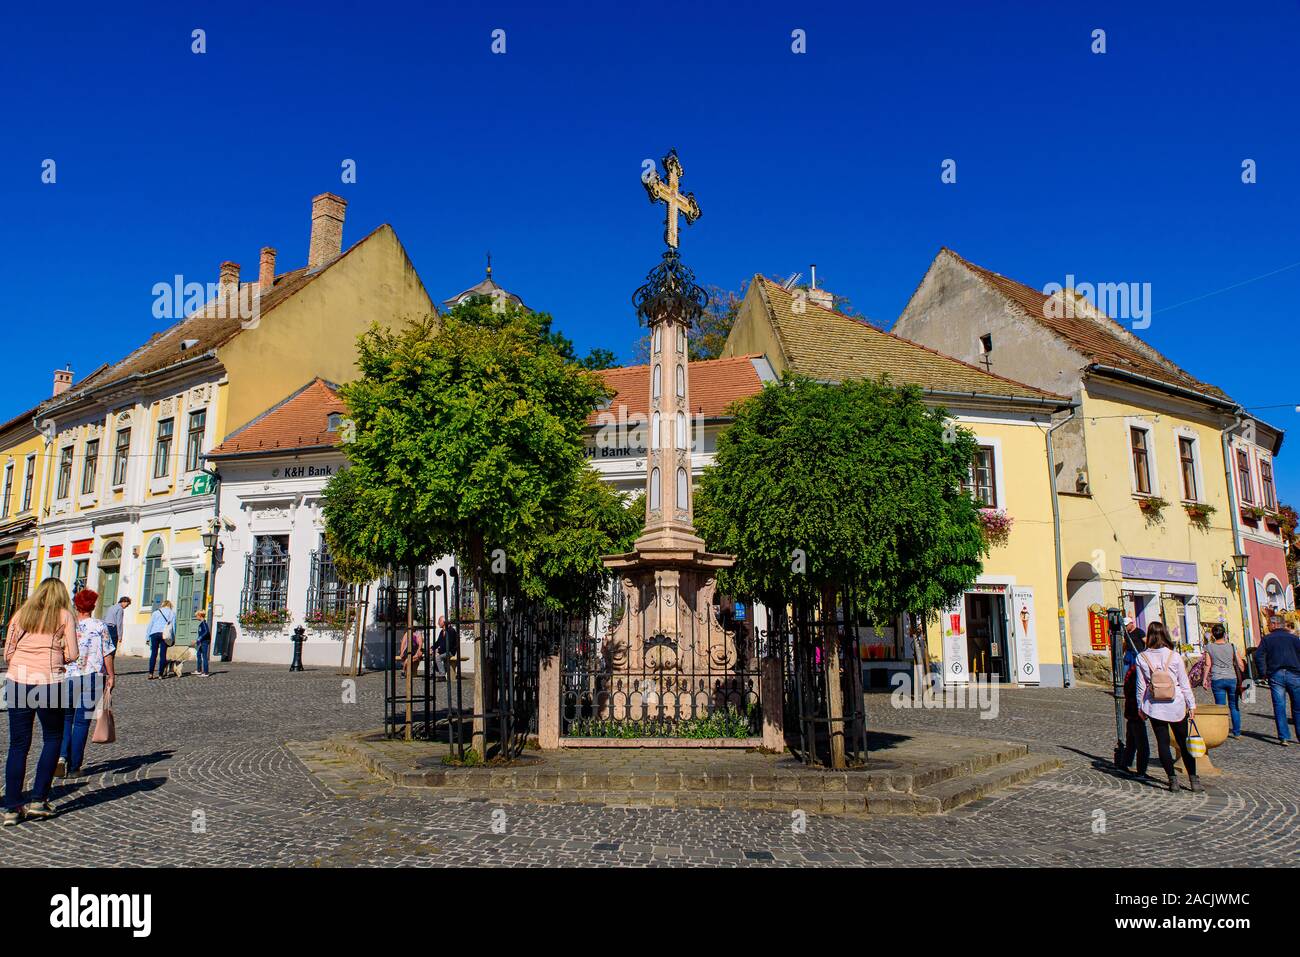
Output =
[{"x1": 1, "y1": 660, "x2": 1295, "y2": 867}]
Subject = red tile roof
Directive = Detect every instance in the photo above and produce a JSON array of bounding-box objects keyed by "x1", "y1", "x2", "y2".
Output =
[
  {"x1": 588, "y1": 356, "x2": 767, "y2": 424},
  {"x1": 207, "y1": 378, "x2": 347, "y2": 457},
  {"x1": 942, "y1": 248, "x2": 1228, "y2": 399}
]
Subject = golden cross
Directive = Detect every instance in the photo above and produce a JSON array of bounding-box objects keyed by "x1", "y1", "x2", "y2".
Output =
[{"x1": 643, "y1": 149, "x2": 701, "y2": 249}]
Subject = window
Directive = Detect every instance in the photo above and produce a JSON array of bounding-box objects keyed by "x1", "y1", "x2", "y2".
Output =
[
  {"x1": 676, "y1": 467, "x2": 688, "y2": 510},
  {"x1": 676, "y1": 325, "x2": 685, "y2": 354},
  {"x1": 73, "y1": 559, "x2": 88, "y2": 594},
  {"x1": 375, "y1": 565, "x2": 428, "y2": 623},
  {"x1": 978, "y1": 333, "x2": 993, "y2": 354},
  {"x1": 653, "y1": 326, "x2": 662, "y2": 354},
  {"x1": 650, "y1": 467, "x2": 661, "y2": 509},
  {"x1": 47, "y1": 561, "x2": 61, "y2": 581},
  {"x1": 1178, "y1": 436, "x2": 1198, "y2": 501},
  {"x1": 651, "y1": 412, "x2": 661, "y2": 449},
  {"x1": 113, "y1": 428, "x2": 130, "y2": 486},
  {"x1": 675, "y1": 364, "x2": 685, "y2": 398},
  {"x1": 81, "y1": 439, "x2": 99, "y2": 495},
  {"x1": 307, "y1": 538, "x2": 349, "y2": 624},
  {"x1": 21, "y1": 456, "x2": 34, "y2": 512},
  {"x1": 185, "y1": 410, "x2": 206, "y2": 472},
  {"x1": 963, "y1": 446, "x2": 997, "y2": 507},
  {"x1": 326, "y1": 412, "x2": 343, "y2": 432},
  {"x1": 1237, "y1": 448, "x2": 1254, "y2": 505},
  {"x1": 141, "y1": 537, "x2": 168, "y2": 606},
  {"x1": 56, "y1": 446, "x2": 73, "y2": 499},
  {"x1": 153, "y1": 418, "x2": 174, "y2": 478},
  {"x1": 1262, "y1": 459, "x2": 1277, "y2": 512},
  {"x1": 675, "y1": 411, "x2": 686, "y2": 449},
  {"x1": 1130, "y1": 427, "x2": 1152, "y2": 495},
  {"x1": 652, "y1": 365, "x2": 661, "y2": 399},
  {"x1": 1, "y1": 463, "x2": 12, "y2": 519},
  {"x1": 241, "y1": 535, "x2": 289, "y2": 615}
]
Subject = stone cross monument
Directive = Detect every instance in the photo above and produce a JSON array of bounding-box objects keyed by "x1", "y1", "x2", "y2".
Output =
[{"x1": 600, "y1": 149, "x2": 738, "y2": 719}]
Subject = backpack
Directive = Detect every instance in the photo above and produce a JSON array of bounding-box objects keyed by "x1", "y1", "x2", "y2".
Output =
[{"x1": 1146, "y1": 650, "x2": 1176, "y2": 703}]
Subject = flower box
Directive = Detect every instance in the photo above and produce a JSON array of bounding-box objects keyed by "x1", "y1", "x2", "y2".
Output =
[{"x1": 978, "y1": 508, "x2": 1013, "y2": 547}]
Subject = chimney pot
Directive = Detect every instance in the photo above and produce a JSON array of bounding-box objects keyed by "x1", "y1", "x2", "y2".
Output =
[
  {"x1": 308, "y1": 193, "x2": 347, "y2": 271},
  {"x1": 52, "y1": 368, "x2": 73, "y2": 397},
  {"x1": 219, "y1": 261, "x2": 240, "y2": 299},
  {"x1": 259, "y1": 247, "x2": 277, "y2": 290}
]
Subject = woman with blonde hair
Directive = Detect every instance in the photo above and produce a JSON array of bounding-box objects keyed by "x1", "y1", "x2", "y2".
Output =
[{"x1": 3, "y1": 578, "x2": 77, "y2": 824}]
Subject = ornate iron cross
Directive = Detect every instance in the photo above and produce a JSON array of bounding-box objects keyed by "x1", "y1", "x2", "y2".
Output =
[{"x1": 643, "y1": 148, "x2": 701, "y2": 249}]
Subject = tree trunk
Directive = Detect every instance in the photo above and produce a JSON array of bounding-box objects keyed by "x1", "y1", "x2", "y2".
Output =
[
  {"x1": 339, "y1": 583, "x2": 353, "y2": 673},
  {"x1": 350, "y1": 584, "x2": 369, "y2": 677},
  {"x1": 405, "y1": 564, "x2": 415, "y2": 742},
  {"x1": 469, "y1": 537, "x2": 487, "y2": 757},
  {"x1": 823, "y1": 583, "x2": 845, "y2": 769}
]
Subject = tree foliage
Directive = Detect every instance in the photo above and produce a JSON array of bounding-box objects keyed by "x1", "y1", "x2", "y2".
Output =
[
  {"x1": 695, "y1": 375, "x2": 986, "y2": 622},
  {"x1": 322, "y1": 298, "x2": 610, "y2": 591}
]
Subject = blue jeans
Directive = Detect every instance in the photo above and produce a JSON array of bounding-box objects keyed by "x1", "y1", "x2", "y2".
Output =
[
  {"x1": 148, "y1": 633, "x2": 168, "y2": 675},
  {"x1": 4, "y1": 681, "x2": 65, "y2": 810},
  {"x1": 1211, "y1": 678, "x2": 1242, "y2": 736},
  {"x1": 59, "y1": 674, "x2": 103, "y2": 773},
  {"x1": 195, "y1": 639, "x2": 210, "y2": 674},
  {"x1": 1268, "y1": 669, "x2": 1300, "y2": 742}
]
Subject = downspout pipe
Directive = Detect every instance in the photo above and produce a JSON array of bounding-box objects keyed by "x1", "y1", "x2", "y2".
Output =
[
  {"x1": 1046, "y1": 403, "x2": 1079, "y2": 688},
  {"x1": 1222, "y1": 416, "x2": 1255, "y2": 660}
]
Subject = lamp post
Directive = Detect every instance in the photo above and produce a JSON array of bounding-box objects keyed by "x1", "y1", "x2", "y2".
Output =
[{"x1": 197, "y1": 464, "x2": 221, "y2": 656}]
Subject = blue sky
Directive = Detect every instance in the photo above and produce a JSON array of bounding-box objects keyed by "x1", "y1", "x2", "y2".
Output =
[{"x1": 3, "y1": 1, "x2": 1299, "y2": 493}]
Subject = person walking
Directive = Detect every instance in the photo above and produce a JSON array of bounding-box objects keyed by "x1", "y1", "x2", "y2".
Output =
[
  {"x1": 102, "y1": 596, "x2": 130, "y2": 649},
  {"x1": 1118, "y1": 623, "x2": 1149, "y2": 777},
  {"x1": 147, "y1": 600, "x2": 175, "y2": 680},
  {"x1": 193, "y1": 609, "x2": 212, "y2": 677},
  {"x1": 1255, "y1": 613, "x2": 1300, "y2": 746},
  {"x1": 1206, "y1": 623, "x2": 1246, "y2": 739},
  {"x1": 1136, "y1": 620, "x2": 1202, "y2": 793},
  {"x1": 2, "y1": 578, "x2": 77, "y2": 824},
  {"x1": 56, "y1": 589, "x2": 114, "y2": 778}
]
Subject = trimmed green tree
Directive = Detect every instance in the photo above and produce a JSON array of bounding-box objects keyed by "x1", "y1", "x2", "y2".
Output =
[
  {"x1": 695, "y1": 374, "x2": 987, "y2": 766},
  {"x1": 322, "y1": 298, "x2": 611, "y2": 745}
]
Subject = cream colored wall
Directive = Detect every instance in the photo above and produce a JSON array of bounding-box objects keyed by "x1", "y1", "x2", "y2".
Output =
[
  {"x1": 918, "y1": 415, "x2": 1068, "y2": 684},
  {"x1": 721, "y1": 284, "x2": 787, "y2": 373},
  {"x1": 217, "y1": 226, "x2": 433, "y2": 435},
  {"x1": 1060, "y1": 387, "x2": 1244, "y2": 652}
]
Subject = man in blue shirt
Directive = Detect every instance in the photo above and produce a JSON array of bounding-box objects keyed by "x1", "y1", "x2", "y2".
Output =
[{"x1": 1255, "y1": 614, "x2": 1300, "y2": 746}]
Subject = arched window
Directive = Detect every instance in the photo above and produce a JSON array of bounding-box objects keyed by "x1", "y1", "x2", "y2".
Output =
[
  {"x1": 650, "y1": 468, "x2": 661, "y2": 509},
  {"x1": 677, "y1": 325, "x2": 685, "y2": 354},
  {"x1": 141, "y1": 537, "x2": 167, "y2": 607},
  {"x1": 675, "y1": 365, "x2": 685, "y2": 398},
  {"x1": 101, "y1": 541, "x2": 122, "y2": 564},
  {"x1": 652, "y1": 364, "x2": 662, "y2": 400},
  {"x1": 651, "y1": 412, "x2": 661, "y2": 450},
  {"x1": 675, "y1": 411, "x2": 687, "y2": 449},
  {"x1": 676, "y1": 467, "x2": 689, "y2": 510},
  {"x1": 653, "y1": 326, "x2": 662, "y2": 354}
]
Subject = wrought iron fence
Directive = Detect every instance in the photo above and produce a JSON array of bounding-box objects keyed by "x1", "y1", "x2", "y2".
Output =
[
  {"x1": 560, "y1": 578, "x2": 763, "y2": 740},
  {"x1": 767, "y1": 590, "x2": 868, "y2": 767},
  {"x1": 382, "y1": 567, "x2": 541, "y2": 761}
]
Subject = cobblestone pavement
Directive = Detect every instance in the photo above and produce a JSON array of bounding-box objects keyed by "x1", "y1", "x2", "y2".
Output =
[{"x1": 0, "y1": 660, "x2": 1295, "y2": 866}]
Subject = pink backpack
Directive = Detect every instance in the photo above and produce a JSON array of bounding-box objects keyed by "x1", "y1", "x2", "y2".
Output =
[{"x1": 1145, "y1": 650, "x2": 1176, "y2": 703}]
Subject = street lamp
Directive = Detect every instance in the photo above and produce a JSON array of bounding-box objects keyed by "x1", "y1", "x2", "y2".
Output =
[{"x1": 1223, "y1": 552, "x2": 1249, "y2": 589}]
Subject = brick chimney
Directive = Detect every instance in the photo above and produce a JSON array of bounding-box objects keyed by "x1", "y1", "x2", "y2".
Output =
[
  {"x1": 258, "y1": 247, "x2": 277, "y2": 290},
  {"x1": 308, "y1": 193, "x2": 347, "y2": 271},
  {"x1": 52, "y1": 367, "x2": 73, "y2": 397},
  {"x1": 219, "y1": 261, "x2": 241, "y2": 301}
]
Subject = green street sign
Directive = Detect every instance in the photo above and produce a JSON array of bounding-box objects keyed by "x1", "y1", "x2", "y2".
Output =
[{"x1": 191, "y1": 473, "x2": 214, "y2": 495}]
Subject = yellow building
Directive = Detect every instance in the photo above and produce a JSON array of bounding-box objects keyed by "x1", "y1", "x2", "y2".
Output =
[
  {"x1": 29, "y1": 193, "x2": 433, "y2": 656},
  {"x1": 722, "y1": 275, "x2": 1076, "y2": 687},
  {"x1": 894, "y1": 249, "x2": 1254, "y2": 678},
  {"x1": 0, "y1": 403, "x2": 51, "y2": 623}
]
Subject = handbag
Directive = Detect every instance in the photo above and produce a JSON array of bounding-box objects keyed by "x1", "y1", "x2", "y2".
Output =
[
  {"x1": 91, "y1": 689, "x2": 115, "y2": 744},
  {"x1": 1188, "y1": 652, "x2": 1211, "y2": 690},
  {"x1": 1185, "y1": 718, "x2": 1207, "y2": 758}
]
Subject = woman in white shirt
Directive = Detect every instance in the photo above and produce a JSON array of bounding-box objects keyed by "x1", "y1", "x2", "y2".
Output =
[{"x1": 1135, "y1": 621, "x2": 1201, "y2": 793}]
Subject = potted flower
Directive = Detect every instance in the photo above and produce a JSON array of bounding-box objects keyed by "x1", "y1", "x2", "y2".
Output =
[
  {"x1": 238, "y1": 608, "x2": 291, "y2": 631},
  {"x1": 305, "y1": 607, "x2": 351, "y2": 633},
  {"x1": 1137, "y1": 495, "x2": 1168, "y2": 518},
  {"x1": 1183, "y1": 501, "x2": 1216, "y2": 527},
  {"x1": 1242, "y1": 504, "x2": 1267, "y2": 523},
  {"x1": 978, "y1": 508, "x2": 1014, "y2": 547}
]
